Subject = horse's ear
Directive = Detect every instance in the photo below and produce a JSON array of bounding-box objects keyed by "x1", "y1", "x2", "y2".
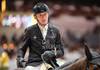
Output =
[{"x1": 84, "y1": 43, "x2": 92, "y2": 61}]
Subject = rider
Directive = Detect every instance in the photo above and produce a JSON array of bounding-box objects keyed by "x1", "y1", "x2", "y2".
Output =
[{"x1": 17, "y1": 3, "x2": 64, "y2": 70}]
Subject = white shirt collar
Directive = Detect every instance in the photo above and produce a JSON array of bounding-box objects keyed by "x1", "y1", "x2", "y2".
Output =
[
  {"x1": 38, "y1": 24, "x2": 48, "y2": 31},
  {"x1": 38, "y1": 23, "x2": 48, "y2": 39}
]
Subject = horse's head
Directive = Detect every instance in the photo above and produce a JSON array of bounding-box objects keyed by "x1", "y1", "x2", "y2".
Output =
[
  {"x1": 84, "y1": 43, "x2": 100, "y2": 70},
  {"x1": 55, "y1": 41, "x2": 100, "y2": 70}
]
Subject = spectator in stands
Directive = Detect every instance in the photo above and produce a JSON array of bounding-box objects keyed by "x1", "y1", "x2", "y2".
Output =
[{"x1": 1, "y1": 34, "x2": 8, "y2": 45}]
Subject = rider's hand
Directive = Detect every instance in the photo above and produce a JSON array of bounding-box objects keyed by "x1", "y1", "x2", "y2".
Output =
[
  {"x1": 17, "y1": 57, "x2": 26, "y2": 68},
  {"x1": 42, "y1": 51, "x2": 55, "y2": 61}
]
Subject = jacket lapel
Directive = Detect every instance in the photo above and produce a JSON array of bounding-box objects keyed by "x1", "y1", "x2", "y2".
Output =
[
  {"x1": 35, "y1": 24, "x2": 43, "y2": 40},
  {"x1": 45, "y1": 24, "x2": 52, "y2": 40}
]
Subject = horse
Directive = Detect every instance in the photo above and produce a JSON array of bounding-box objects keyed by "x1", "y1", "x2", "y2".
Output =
[{"x1": 55, "y1": 43, "x2": 100, "y2": 70}]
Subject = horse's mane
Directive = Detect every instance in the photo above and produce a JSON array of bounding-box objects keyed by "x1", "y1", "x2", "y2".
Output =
[{"x1": 61, "y1": 57, "x2": 87, "y2": 70}]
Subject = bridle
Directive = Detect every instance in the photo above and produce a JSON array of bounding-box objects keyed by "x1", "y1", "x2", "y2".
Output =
[{"x1": 86, "y1": 60, "x2": 100, "y2": 70}]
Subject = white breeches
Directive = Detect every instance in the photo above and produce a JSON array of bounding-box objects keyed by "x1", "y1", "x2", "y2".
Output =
[
  {"x1": 25, "y1": 65, "x2": 41, "y2": 70},
  {"x1": 24, "y1": 63, "x2": 52, "y2": 70}
]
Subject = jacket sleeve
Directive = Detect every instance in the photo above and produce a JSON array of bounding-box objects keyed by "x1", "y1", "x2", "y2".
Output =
[
  {"x1": 54, "y1": 29, "x2": 64, "y2": 58},
  {"x1": 17, "y1": 29, "x2": 30, "y2": 58}
]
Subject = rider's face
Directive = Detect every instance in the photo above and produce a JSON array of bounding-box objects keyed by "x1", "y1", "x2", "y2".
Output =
[{"x1": 35, "y1": 12, "x2": 49, "y2": 26}]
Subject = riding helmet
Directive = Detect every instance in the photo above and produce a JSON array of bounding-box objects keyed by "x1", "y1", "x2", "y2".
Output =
[{"x1": 33, "y1": 3, "x2": 49, "y2": 14}]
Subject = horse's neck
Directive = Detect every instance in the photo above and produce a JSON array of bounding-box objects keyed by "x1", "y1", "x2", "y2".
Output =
[
  {"x1": 64, "y1": 57, "x2": 87, "y2": 70},
  {"x1": 71, "y1": 57, "x2": 87, "y2": 70}
]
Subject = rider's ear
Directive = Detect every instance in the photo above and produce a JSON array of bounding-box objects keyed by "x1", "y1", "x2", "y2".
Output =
[{"x1": 84, "y1": 43, "x2": 92, "y2": 61}]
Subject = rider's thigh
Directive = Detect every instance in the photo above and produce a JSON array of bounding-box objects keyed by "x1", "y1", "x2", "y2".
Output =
[{"x1": 25, "y1": 66, "x2": 40, "y2": 70}]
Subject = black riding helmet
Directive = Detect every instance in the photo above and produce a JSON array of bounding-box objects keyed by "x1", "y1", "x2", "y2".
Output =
[{"x1": 33, "y1": 3, "x2": 49, "y2": 14}]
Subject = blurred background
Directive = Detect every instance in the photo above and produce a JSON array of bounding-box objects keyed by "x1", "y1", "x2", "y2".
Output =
[{"x1": 0, "y1": 0, "x2": 100, "y2": 70}]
